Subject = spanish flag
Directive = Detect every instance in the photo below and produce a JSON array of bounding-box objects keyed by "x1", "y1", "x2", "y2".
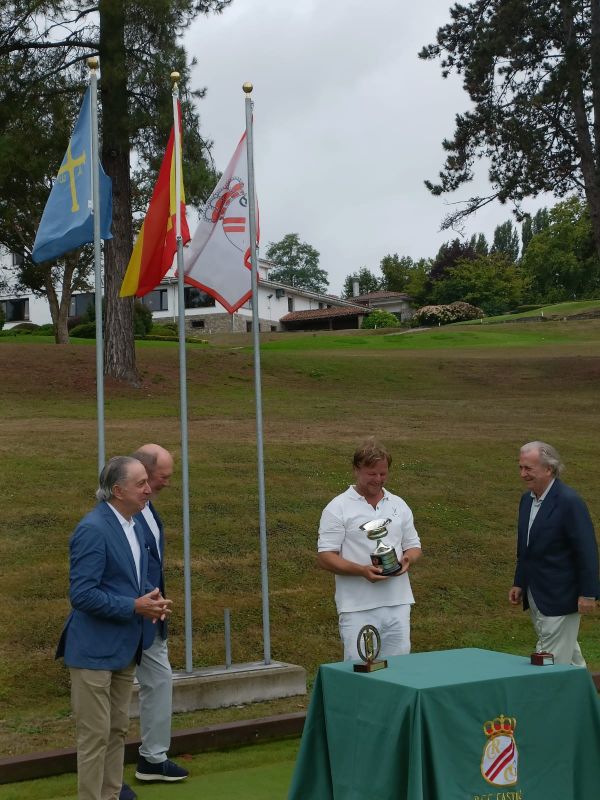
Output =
[{"x1": 120, "y1": 102, "x2": 190, "y2": 297}]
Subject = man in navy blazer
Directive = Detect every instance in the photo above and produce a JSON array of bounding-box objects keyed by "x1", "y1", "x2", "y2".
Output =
[
  {"x1": 509, "y1": 441, "x2": 599, "y2": 665},
  {"x1": 128, "y1": 444, "x2": 188, "y2": 786},
  {"x1": 57, "y1": 456, "x2": 172, "y2": 800}
]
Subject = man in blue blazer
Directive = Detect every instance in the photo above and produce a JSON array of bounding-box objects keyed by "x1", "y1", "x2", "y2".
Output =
[
  {"x1": 57, "y1": 456, "x2": 172, "y2": 800},
  {"x1": 129, "y1": 444, "x2": 188, "y2": 785},
  {"x1": 509, "y1": 441, "x2": 599, "y2": 665}
]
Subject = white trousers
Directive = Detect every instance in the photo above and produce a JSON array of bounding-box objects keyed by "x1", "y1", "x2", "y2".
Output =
[
  {"x1": 338, "y1": 604, "x2": 411, "y2": 661},
  {"x1": 527, "y1": 590, "x2": 586, "y2": 667},
  {"x1": 135, "y1": 636, "x2": 173, "y2": 763}
]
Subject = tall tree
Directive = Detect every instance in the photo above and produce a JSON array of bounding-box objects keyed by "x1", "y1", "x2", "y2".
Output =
[
  {"x1": 266, "y1": 233, "x2": 328, "y2": 293},
  {"x1": 430, "y1": 238, "x2": 477, "y2": 282},
  {"x1": 491, "y1": 220, "x2": 520, "y2": 262},
  {"x1": 341, "y1": 266, "x2": 381, "y2": 298},
  {"x1": 0, "y1": 74, "x2": 89, "y2": 343},
  {"x1": 521, "y1": 216, "x2": 533, "y2": 255},
  {"x1": 404, "y1": 258, "x2": 433, "y2": 306},
  {"x1": 469, "y1": 233, "x2": 489, "y2": 256},
  {"x1": 431, "y1": 252, "x2": 527, "y2": 315},
  {"x1": 522, "y1": 208, "x2": 549, "y2": 255},
  {"x1": 420, "y1": 1, "x2": 600, "y2": 261},
  {"x1": 532, "y1": 207, "x2": 550, "y2": 235},
  {"x1": 0, "y1": 1, "x2": 227, "y2": 379},
  {"x1": 521, "y1": 196, "x2": 600, "y2": 302},
  {"x1": 379, "y1": 254, "x2": 413, "y2": 293}
]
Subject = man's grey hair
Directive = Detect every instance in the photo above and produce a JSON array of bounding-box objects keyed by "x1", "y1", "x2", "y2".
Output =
[
  {"x1": 96, "y1": 456, "x2": 140, "y2": 501},
  {"x1": 521, "y1": 441, "x2": 564, "y2": 477}
]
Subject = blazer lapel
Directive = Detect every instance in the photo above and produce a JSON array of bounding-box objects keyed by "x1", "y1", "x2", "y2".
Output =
[
  {"x1": 134, "y1": 519, "x2": 148, "y2": 594},
  {"x1": 100, "y1": 502, "x2": 141, "y2": 591},
  {"x1": 518, "y1": 494, "x2": 533, "y2": 549},
  {"x1": 149, "y1": 501, "x2": 165, "y2": 562},
  {"x1": 527, "y1": 481, "x2": 559, "y2": 547}
]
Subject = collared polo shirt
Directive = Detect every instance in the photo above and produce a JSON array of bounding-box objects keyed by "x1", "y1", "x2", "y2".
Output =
[{"x1": 318, "y1": 486, "x2": 421, "y2": 614}]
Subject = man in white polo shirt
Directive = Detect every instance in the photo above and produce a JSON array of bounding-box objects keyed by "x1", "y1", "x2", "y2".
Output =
[{"x1": 317, "y1": 438, "x2": 422, "y2": 661}]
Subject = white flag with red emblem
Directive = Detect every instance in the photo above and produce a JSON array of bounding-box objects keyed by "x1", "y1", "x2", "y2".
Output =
[{"x1": 182, "y1": 131, "x2": 258, "y2": 313}]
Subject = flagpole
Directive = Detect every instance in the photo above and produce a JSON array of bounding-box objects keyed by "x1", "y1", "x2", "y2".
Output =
[
  {"x1": 88, "y1": 57, "x2": 105, "y2": 473},
  {"x1": 171, "y1": 72, "x2": 194, "y2": 673},
  {"x1": 243, "y1": 82, "x2": 271, "y2": 665}
]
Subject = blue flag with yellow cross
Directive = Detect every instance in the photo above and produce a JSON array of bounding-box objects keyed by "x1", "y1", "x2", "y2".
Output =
[{"x1": 32, "y1": 86, "x2": 112, "y2": 263}]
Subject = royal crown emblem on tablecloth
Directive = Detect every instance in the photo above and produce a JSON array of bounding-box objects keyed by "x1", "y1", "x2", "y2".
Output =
[{"x1": 480, "y1": 715, "x2": 519, "y2": 786}]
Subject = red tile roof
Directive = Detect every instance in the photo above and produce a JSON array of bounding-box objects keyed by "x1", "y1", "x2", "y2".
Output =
[
  {"x1": 353, "y1": 291, "x2": 412, "y2": 302},
  {"x1": 280, "y1": 307, "x2": 368, "y2": 322}
]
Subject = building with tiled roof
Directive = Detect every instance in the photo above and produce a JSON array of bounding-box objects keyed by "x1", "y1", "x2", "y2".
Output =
[{"x1": 350, "y1": 290, "x2": 415, "y2": 322}]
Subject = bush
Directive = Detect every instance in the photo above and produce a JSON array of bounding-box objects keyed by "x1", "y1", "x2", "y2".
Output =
[
  {"x1": 9, "y1": 321, "x2": 39, "y2": 331},
  {"x1": 157, "y1": 321, "x2": 177, "y2": 333},
  {"x1": 31, "y1": 324, "x2": 55, "y2": 336},
  {"x1": 69, "y1": 322, "x2": 96, "y2": 338},
  {"x1": 67, "y1": 315, "x2": 85, "y2": 330},
  {"x1": 134, "y1": 301, "x2": 153, "y2": 336},
  {"x1": 136, "y1": 334, "x2": 207, "y2": 344},
  {"x1": 415, "y1": 302, "x2": 484, "y2": 326},
  {"x1": 150, "y1": 324, "x2": 179, "y2": 337},
  {"x1": 361, "y1": 309, "x2": 401, "y2": 330}
]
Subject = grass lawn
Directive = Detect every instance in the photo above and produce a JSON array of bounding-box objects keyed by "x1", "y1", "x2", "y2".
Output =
[
  {"x1": 1, "y1": 319, "x2": 599, "y2": 760},
  {"x1": 0, "y1": 739, "x2": 299, "y2": 799},
  {"x1": 462, "y1": 298, "x2": 600, "y2": 324}
]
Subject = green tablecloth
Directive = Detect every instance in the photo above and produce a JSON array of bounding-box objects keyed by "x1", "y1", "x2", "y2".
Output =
[{"x1": 288, "y1": 648, "x2": 600, "y2": 799}]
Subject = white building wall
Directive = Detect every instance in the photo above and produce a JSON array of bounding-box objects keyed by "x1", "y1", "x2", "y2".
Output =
[
  {"x1": 1, "y1": 254, "x2": 362, "y2": 333},
  {"x1": 0, "y1": 250, "x2": 54, "y2": 328}
]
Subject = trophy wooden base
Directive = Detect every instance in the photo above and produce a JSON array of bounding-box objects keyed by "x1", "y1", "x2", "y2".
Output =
[
  {"x1": 530, "y1": 651, "x2": 554, "y2": 665},
  {"x1": 353, "y1": 659, "x2": 388, "y2": 673}
]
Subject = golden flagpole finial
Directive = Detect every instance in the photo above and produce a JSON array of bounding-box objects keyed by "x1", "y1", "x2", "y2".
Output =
[
  {"x1": 171, "y1": 71, "x2": 181, "y2": 89},
  {"x1": 87, "y1": 57, "x2": 99, "y2": 72},
  {"x1": 242, "y1": 82, "x2": 253, "y2": 94}
]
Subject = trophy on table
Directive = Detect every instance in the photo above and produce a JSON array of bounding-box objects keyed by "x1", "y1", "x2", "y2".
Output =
[
  {"x1": 354, "y1": 624, "x2": 387, "y2": 672},
  {"x1": 359, "y1": 517, "x2": 403, "y2": 575}
]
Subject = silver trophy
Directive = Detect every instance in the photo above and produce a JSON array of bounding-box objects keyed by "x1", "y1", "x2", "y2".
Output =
[{"x1": 359, "y1": 517, "x2": 402, "y2": 575}]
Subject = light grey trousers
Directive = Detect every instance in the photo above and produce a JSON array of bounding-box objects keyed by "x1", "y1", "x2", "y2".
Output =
[
  {"x1": 528, "y1": 590, "x2": 586, "y2": 666},
  {"x1": 136, "y1": 636, "x2": 173, "y2": 763}
]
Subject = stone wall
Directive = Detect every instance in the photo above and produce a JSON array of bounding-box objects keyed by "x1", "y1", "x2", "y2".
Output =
[{"x1": 184, "y1": 313, "x2": 276, "y2": 335}]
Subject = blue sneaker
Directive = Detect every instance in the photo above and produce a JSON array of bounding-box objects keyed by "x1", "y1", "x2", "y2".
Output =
[
  {"x1": 119, "y1": 784, "x2": 137, "y2": 800},
  {"x1": 135, "y1": 756, "x2": 189, "y2": 782}
]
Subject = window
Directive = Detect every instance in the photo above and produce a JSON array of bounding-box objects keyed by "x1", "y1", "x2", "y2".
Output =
[
  {"x1": 270, "y1": 325, "x2": 277, "y2": 332},
  {"x1": 143, "y1": 289, "x2": 168, "y2": 312},
  {"x1": 184, "y1": 287, "x2": 215, "y2": 308},
  {"x1": 275, "y1": 288, "x2": 285, "y2": 299},
  {"x1": 2, "y1": 298, "x2": 29, "y2": 322},
  {"x1": 318, "y1": 302, "x2": 324, "y2": 309},
  {"x1": 287, "y1": 297, "x2": 294, "y2": 312},
  {"x1": 69, "y1": 292, "x2": 95, "y2": 318},
  {"x1": 191, "y1": 319, "x2": 205, "y2": 329},
  {"x1": 246, "y1": 321, "x2": 252, "y2": 332},
  {"x1": 11, "y1": 252, "x2": 24, "y2": 267}
]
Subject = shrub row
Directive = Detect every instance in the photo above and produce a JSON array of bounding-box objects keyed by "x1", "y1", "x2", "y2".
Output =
[{"x1": 415, "y1": 301, "x2": 484, "y2": 326}]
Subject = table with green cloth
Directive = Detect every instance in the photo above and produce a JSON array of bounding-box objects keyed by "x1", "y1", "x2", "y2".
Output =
[{"x1": 288, "y1": 648, "x2": 600, "y2": 800}]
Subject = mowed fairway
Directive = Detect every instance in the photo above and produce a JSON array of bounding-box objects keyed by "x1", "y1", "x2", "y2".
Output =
[{"x1": 1, "y1": 320, "x2": 599, "y2": 760}]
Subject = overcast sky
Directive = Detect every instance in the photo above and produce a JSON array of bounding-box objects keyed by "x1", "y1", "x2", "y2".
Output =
[{"x1": 185, "y1": 0, "x2": 548, "y2": 295}]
